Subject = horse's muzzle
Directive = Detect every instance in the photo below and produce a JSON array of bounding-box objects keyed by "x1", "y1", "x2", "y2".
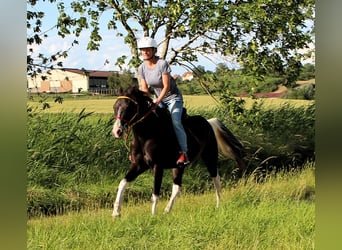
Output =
[{"x1": 112, "y1": 120, "x2": 124, "y2": 138}]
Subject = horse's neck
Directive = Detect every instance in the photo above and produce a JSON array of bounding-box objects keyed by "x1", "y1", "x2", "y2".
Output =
[{"x1": 133, "y1": 108, "x2": 172, "y2": 136}]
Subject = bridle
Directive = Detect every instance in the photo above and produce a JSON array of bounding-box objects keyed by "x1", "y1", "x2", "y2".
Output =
[
  {"x1": 115, "y1": 95, "x2": 154, "y2": 128},
  {"x1": 113, "y1": 94, "x2": 155, "y2": 151}
]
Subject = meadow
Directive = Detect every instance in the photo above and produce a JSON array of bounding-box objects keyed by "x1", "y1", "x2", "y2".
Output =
[
  {"x1": 27, "y1": 164, "x2": 314, "y2": 249},
  {"x1": 27, "y1": 94, "x2": 315, "y2": 249},
  {"x1": 27, "y1": 94, "x2": 313, "y2": 114}
]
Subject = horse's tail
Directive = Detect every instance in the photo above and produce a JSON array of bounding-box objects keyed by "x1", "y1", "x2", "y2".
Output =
[{"x1": 207, "y1": 118, "x2": 246, "y2": 170}]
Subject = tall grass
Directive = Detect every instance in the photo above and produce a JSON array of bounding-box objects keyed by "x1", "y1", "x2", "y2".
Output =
[
  {"x1": 27, "y1": 164, "x2": 314, "y2": 250},
  {"x1": 27, "y1": 108, "x2": 123, "y2": 216},
  {"x1": 27, "y1": 97, "x2": 315, "y2": 217},
  {"x1": 213, "y1": 98, "x2": 315, "y2": 171}
]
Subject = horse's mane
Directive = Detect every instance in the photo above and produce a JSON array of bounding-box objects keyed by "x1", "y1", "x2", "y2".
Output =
[{"x1": 120, "y1": 85, "x2": 153, "y2": 106}]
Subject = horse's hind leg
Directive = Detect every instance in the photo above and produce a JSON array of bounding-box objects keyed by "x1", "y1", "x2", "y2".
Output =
[
  {"x1": 164, "y1": 167, "x2": 184, "y2": 214},
  {"x1": 212, "y1": 175, "x2": 221, "y2": 208},
  {"x1": 205, "y1": 163, "x2": 221, "y2": 208},
  {"x1": 202, "y1": 148, "x2": 221, "y2": 208}
]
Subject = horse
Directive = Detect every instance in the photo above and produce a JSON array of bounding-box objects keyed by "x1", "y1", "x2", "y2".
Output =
[{"x1": 111, "y1": 86, "x2": 245, "y2": 218}]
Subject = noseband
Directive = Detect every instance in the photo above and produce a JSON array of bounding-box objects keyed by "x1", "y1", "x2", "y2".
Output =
[{"x1": 115, "y1": 95, "x2": 154, "y2": 128}]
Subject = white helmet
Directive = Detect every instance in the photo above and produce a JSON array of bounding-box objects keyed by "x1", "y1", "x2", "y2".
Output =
[{"x1": 137, "y1": 37, "x2": 158, "y2": 49}]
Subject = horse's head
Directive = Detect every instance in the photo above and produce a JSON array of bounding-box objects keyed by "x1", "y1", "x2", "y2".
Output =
[{"x1": 112, "y1": 86, "x2": 153, "y2": 138}]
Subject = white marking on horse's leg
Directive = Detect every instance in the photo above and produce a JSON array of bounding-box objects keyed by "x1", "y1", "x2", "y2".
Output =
[
  {"x1": 164, "y1": 184, "x2": 181, "y2": 214},
  {"x1": 112, "y1": 178, "x2": 128, "y2": 218},
  {"x1": 151, "y1": 194, "x2": 159, "y2": 215},
  {"x1": 213, "y1": 175, "x2": 221, "y2": 208}
]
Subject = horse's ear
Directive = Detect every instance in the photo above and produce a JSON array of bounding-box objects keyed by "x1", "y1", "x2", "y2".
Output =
[
  {"x1": 117, "y1": 87, "x2": 124, "y2": 96},
  {"x1": 126, "y1": 85, "x2": 137, "y2": 95},
  {"x1": 132, "y1": 85, "x2": 138, "y2": 92}
]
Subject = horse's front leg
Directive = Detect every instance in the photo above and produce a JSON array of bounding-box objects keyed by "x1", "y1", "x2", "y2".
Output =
[
  {"x1": 151, "y1": 166, "x2": 164, "y2": 215},
  {"x1": 164, "y1": 167, "x2": 184, "y2": 214},
  {"x1": 112, "y1": 162, "x2": 148, "y2": 219},
  {"x1": 112, "y1": 178, "x2": 128, "y2": 218}
]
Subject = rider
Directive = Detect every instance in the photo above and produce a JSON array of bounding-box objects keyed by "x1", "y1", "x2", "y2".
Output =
[{"x1": 137, "y1": 36, "x2": 190, "y2": 166}]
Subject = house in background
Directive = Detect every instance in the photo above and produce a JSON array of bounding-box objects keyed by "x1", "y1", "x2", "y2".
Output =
[
  {"x1": 27, "y1": 68, "x2": 121, "y2": 94},
  {"x1": 181, "y1": 72, "x2": 194, "y2": 81}
]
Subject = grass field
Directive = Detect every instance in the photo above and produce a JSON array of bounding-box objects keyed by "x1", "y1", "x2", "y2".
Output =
[
  {"x1": 27, "y1": 94, "x2": 315, "y2": 249},
  {"x1": 27, "y1": 95, "x2": 314, "y2": 114},
  {"x1": 27, "y1": 165, "x2": 315, "y2": 250}
]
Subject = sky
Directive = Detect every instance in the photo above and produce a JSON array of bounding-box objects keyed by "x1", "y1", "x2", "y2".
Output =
[{"x1": 27, "y1": 1, "x2": 228, "y2": 76}]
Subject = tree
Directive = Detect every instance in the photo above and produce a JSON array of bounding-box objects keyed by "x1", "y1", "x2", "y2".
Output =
[
  {"x1": 27, "y1": 0, "x2": 315, "y2": 86},
  {"x1": 215, "y1": 63, "x2": 230, "y2": 74},
  {"x1": 27, "y1": 1, "x2": 79, "y2": 77},
  {"x1": 108, "y1": 70, "x2": 136, "y2": 94},
  {"x1": 298, "y1": 63, "x2": 315, "y2": 80}
]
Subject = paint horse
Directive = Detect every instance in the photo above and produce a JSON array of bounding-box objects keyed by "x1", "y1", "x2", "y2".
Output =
[{"x1": 111, "y1": 86, "x2": 245, "y2": 217}]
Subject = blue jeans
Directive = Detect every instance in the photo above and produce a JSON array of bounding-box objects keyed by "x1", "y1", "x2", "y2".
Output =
[{"x1": 159, "y1": 94, "x2": 188, "y2": 152}]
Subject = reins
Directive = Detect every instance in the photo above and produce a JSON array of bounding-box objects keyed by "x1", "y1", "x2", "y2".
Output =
[{"x1": 115, "y1": 95, "x2": 155, "y2": 127}]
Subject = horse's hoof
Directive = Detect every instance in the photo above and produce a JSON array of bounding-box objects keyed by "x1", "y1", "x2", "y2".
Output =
[{"x1": 112, "y1": 213, "x2": 121, "y2": 220}]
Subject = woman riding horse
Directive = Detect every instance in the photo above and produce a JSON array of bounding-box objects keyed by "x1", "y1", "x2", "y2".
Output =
[{"x1": 111, "y1": 86, "x2": 245, "y2": 217}]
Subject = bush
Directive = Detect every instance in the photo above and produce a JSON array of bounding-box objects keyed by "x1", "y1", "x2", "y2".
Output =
[
  {"x1": 179, "y1": 70, "x2": 289, "y2": 96},
  {"x1": 298, "y1": 64, "x2": 315, "y2": 80},
  {"x1": 283, "y1": 84, "x2": 315, "y2": 100}
]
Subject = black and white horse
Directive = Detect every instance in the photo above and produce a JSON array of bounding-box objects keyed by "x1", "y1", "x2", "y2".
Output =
[{"x1": 111, "y1": 86, "x2": 245, "y2": 217}]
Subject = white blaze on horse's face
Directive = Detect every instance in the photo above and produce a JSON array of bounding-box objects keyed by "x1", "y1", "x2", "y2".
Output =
[
  {"x1": 112, "y1": 119, "x2": 123, "y2": 138},
  {"x1": 112, "y1": 105, "x2": 124, "y2": 138}
]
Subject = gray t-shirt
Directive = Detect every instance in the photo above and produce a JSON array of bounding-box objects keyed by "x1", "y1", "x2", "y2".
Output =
[{"x1": 138, "y1": 58, "x2": 179, "y2": 101}]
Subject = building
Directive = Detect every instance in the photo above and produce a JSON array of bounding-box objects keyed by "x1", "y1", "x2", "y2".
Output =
[
  {"x1": 27, "y1": 68, "x2": 121, "y2": 94},
  {"x1": 181, "y1": 71, "x2": 194, "y2": 81}
]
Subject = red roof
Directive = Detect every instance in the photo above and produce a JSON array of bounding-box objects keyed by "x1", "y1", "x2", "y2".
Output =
[{"x1": 61, "y1": 68, "x2": 117, "y2": 77}]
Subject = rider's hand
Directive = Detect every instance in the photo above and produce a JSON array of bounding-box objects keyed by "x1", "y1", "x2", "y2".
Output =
[{"x1": 151, "y1": 102, "x2": 158, "y2": 110}]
